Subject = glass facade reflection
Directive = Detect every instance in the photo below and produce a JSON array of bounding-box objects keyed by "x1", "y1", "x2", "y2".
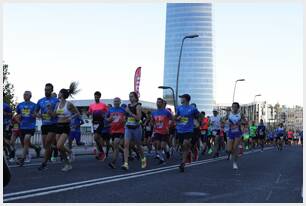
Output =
[{"x1": 163, "y1": 3, "x2": 214, "y2": 113}]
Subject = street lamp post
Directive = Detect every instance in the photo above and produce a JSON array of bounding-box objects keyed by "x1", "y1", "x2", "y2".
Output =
[
  {"x1": 158, "y1": 86, "x2": 176, "y2": 113},
  {"x1": 254, "y1": 94, "x2": 261, "y2": 102},
  {"x1": 232, "y1": 79, "x2": 245, "y2": 103},
  {"x1": 253, "y1": 94, "x2": 261, "y2": 122},
  {"x1": 175, "y1": 34, "x2": 199, "y2": 103}
]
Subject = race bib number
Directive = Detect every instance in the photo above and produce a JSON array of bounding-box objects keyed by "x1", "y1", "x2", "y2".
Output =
[
  {"x1": 156, "y1": 121, "x2": 164, "y2": 129},
  {"x1": 22, "y1": 109, "x2": 31, "y2": 117},
  {"x1": 201, "y1": 130, "x2": 206, "y2": 135},
  {"x1": 127, "y1": 117, "x2": 136, "y2": 123},
  {"x1": 13, "y1": 124, "x2": 19, "y2": 129},
  {"x1": 114, "y1": 116, "x2": 120, "y2": 123},
  {"x1": 93, "y1": 124, "x2": 99, "y2": 130},
  {"x1": 180, "y1": 117, "x2": 188, "y2": 125},
  {"x1": 231, "y1": 125, "x2": 239, "y2": 132},
  {"x1": 42, "y1": 113, "x2": 51, "y2": 120}
]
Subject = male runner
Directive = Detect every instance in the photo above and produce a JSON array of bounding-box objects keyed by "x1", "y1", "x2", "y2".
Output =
[
  {"x1": 87, "y1": 91, "x2": 108, "y2": 161},
  {"x1": 257, "y1": 119, "x2": 266, "y2": 152},
  {"x1": 175, "y1": 94, "x2": 199, "y2": 172},
  {"x1": 108, "y1": 97, "x2": 126, "y2": 169},
  {"x1": 151, "y1": 98, "x2": 172, "y2": 164},
  {"x1": 36, "y1": 83, "x2": 59, "y2": 170},
  {"x1": 210, "y1": 109, "x2": 222, "y2": 158},
  {"x1": 16, "y1": 91, "x2": 41, "y2": 166}
]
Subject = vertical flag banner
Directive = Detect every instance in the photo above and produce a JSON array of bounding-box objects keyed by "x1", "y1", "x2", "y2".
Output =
[{"x1": 134, "y1": 67, "x2": 141, "y2": 98}]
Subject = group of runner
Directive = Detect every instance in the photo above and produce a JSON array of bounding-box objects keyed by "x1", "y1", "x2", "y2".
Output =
[{"x1": 3, "y1": 83, "x2": 302, "y2": 172}]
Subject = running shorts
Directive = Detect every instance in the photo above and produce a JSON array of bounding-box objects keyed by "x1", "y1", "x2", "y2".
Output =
[{"x1": 41, "y1": 124, "x2": 57, "y2": 135}]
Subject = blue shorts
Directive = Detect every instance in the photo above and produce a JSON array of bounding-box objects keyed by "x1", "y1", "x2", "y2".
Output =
[
  {"x1": 69, "y1": 131, "x2": 81, "y2": 141},
  {"x1": 228, "y1": 131, "x2": 242, "y2": 140}
]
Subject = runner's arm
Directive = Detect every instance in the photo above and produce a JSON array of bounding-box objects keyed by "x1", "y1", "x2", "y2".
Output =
[{"x1": 68, "y1": 102, "x2": 80, "y2": 120}]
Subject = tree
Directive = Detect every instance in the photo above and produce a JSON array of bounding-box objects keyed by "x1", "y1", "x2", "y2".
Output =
[{"x1": 3, "y1": 63, "x2": 16, "y2": 109}]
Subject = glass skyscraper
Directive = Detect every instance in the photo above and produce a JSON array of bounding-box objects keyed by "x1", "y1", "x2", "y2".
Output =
[{"x1": 163, "y1": 3, "x2": 214, "y2": 113}]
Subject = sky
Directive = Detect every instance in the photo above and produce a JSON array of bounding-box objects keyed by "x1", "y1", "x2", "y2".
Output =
[{"x1": 3, "y1": 2, "x2": 303, "y2": 107}]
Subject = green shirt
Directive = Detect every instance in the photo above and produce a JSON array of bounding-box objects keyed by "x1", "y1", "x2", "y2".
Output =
[{"x1": 249, "y1": 125, "x2": 257, "y2": 137}]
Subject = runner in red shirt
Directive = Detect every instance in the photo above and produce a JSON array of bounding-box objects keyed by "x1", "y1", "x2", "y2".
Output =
[
  {"x1": 287, "y1": 130, "x2": 294, "y2": 145},
  {"x1": 87, "y1": 91, "x2": 108, "y2": 161},
  {"x1": 107, "y1": 97, "x2": 126, "y2": 169},
  {"x1": 151, "y1": 98, "x2": 173, "y2": 164},
  {"x1": 199, "y1": 111, "x2": 210, "y2": 156}
]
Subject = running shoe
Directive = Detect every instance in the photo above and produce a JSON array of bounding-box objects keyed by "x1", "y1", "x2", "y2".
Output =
[
  {"x1": 8, "y1": 158, "x2": 15, "y2": 163},
  {"x1": 51, "y1": 156, "x2": 57, "y2": 162},
  {"x1": 62, "y1": 164, "x2": 72, "y2": 172},
  {"x1": 16, "y1": 158, "x2": 25, "y2": 167},
  {"x1": 141, "y1": 157, "x2": 147, "y2": 169},
  {"x1": 233, "y1": 161, "x2": 238, "y2": 169},
  {"x1": 68, "y1": 152, "x2": 75, "y2": 162},
  {"x1": 166, "y1": 151, "x2": 170, "y2": 160},
  {"x1": 35, "y1": 146, "x2": 41, "y2": 158},
  {"x1": 213, "y1": 152, "x2": 219, "y2": 158},
  {"x1": 38, "y1": 163, "x2": 47, "y2": 171},
  {"x1": 121, "y1": 162, "x2": 129, "y2": 170},
  {"x1": 179, "y1": 163, "x2": 185, "y2": 172},
  {"x1": 98, "y1": 152, "x2": 106, "y2": 161},
  {"x1": 24, "y1": 155, "x2": 31, "y2": 163},
  {"x1": 208, "y1": 148, "x2": 213, "y2": 155},
  {"x1": 108, "y1": 162, "x2": 116, "y2": 169}
]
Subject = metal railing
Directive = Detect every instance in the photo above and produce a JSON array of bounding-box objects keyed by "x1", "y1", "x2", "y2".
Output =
[{"x1": 15, "y1": 132, "x2": 95, "y2": 146}]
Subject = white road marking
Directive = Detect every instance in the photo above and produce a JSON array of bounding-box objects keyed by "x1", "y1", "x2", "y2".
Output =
[
  {"x1": 183, "y1": 192, "x2": 209, "y2": 197},
  {"x1": 275, "y1": 174, "x2": 282, "y2": 184},
  {"x1": 4, "y1": 147, "x2": 273, "y2": 202},
  {"x1": 265, "y1": 190, "x2": 273, "y2": 201}
]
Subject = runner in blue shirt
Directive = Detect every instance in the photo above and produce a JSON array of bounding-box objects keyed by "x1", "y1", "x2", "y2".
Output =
[
  {"x1": 16, "y1": 91, "x2": 41, "y2": 166},
  {"x1": 3, "y1": 102, "x2": 13, "y2": 159},
  {"x1": 175, "y1": 94, "x2": 199, "y2": 172},
  {"x1": 36, "y1": 83, "x2": 59, "y2": 171},
  {"x1": 257, "y1": 119, "x2": 266, "y2": 152},
  {"x1": 68, "y1": 116, "x2": 85, "y2": 149},
  {"x1": 275, "y1": 123, "x2": 285, "y2": 151},
  {"x1": 101, "y1": 111, "x2": 111, "y2": 158}
]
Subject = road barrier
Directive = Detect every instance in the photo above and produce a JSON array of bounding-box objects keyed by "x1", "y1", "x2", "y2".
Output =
[{"x1": 15, "y1": 132, "x2": 95, "y2": 146}]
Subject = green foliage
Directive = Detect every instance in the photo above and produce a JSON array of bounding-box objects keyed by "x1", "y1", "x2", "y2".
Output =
[{"x1": 3, "y1": 63, "x2": 16, "y2": 110}]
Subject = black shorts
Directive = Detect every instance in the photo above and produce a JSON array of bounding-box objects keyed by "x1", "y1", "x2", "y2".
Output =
[
  {"x1": 211, "y1": 130, "x2": 220, "y2": 137},
  {"x1": 192, "y1": 128, "x2": 201, "y2": 145},
  {"x1": 101, "y1": 132, "x2": 111, "y2": 141},
  {"x1": 169, "y1": 127, "x2": 175, "y2": 135},
  {"x1": 258, "y1": 135, "x2": 265, "y2": 140},
  {"x1": 93, "y1": 123, "x2": 104, "y2": 134},
  {"x1": 276, "y1": 136, "x2": 284, "y2": 141},
  {"x1": 41, "y1": 124, "x2": 57, "y2": 135},
  {"x1": 177, "y1": 132, "x2": 193, "y2": 145},
  {"x1": 56, "y1": 123, "x2": 70, "y2": 135},
  {"x1": 152, "y1": 133, "x2": 169, "y2": 143},
  {"x1": 145, "y1": 131, "x2": 152, "y2": 138},
  {"x1": 20, "y1": 129, "x2": 35, "y2": 137},
  {"x1": 111, "y1": 133, "x2": 124, "y2": 141}
]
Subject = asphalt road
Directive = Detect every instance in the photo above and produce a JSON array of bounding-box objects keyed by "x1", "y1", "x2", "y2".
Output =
[{"x1": 3, "y1": 145, "x2": 303, "y2": 203}]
